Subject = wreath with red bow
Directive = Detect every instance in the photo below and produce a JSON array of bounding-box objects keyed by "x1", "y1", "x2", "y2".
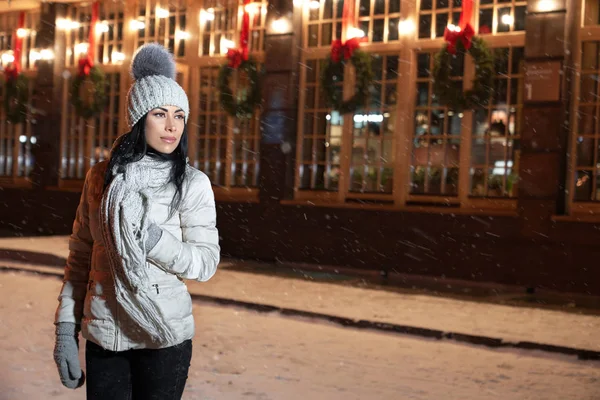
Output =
[
  {"x1": 217, "y1": 54, "x2": 262, "y2": 119},
  {"x1": 320, "y1": 38, "x2": 373, "y2": 114},
  {"x1": 70, "y1": 63, "x2": 107, "y2": 119},
  {"x1": 3, "y1": 69, "x2": 29, "y2": 124},
  {"x1": 432, "y1": 25, "x2": 494, "y2": 111}
]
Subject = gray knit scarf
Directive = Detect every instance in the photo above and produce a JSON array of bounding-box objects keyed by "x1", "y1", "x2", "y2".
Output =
[{"x1": 100, "y1": 155, "x2": 176, "y2": 345}]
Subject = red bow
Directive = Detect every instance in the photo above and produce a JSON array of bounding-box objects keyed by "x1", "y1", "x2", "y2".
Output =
[
  {"x1": 78, "y1": 56, "x2": 93, "y2": 76},
  {"x1": 4, "y1": 66, "x2": 18, "y2": 82},
  {"x1": 226, "y1": 48, "x2": 247, "y2": 69},
  {"x1": 330, "y1": 37, "x2": 362, "y2": 63},
  {"x1": 443, "y1": 23, "x2": 475, "y2": 55}
]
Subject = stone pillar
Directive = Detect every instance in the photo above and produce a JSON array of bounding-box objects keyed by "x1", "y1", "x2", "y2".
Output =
[
  {"x1": 518, "y1": 0, "x2": 571, "y2": 230},
  {"x1": 30, "y1": 3, "x2": 67, "y2": 188},
  {"x1": 258, "y1": 0, "x2": 302, "y2": 204}
]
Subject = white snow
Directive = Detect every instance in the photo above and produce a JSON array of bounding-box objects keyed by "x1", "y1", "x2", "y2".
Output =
[
  {"x1": 1, "y1": 271, "x2": 600, "y2": 400},
  {"x1": 1, "y1": 236, "x2": 599, "y2": 353}
]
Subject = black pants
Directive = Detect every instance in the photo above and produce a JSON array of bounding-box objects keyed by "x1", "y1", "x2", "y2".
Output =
[{"x1": 85, "y1": 339, "x2": 192, "y2": 400}]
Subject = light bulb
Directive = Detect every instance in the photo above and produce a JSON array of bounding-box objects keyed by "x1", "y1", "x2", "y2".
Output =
[
  {"x1": 156, "y1": 7, "x2": 170, "y2": 18},
  {"x1": 501, "y1": 14, "x2": 514, "y2": 26}
]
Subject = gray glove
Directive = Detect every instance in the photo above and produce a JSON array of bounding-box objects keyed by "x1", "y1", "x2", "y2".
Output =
[
  {"x1": 53, "y1": 322, "x2": 85, "y2": 389},
  {"x1": 146, "y1": 223, "x2": 163, "y2": 251}
]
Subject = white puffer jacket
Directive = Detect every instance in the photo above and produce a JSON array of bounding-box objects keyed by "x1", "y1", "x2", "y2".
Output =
[{"x1": 54, "y1": 160, "x2": 220, "y2": 351}]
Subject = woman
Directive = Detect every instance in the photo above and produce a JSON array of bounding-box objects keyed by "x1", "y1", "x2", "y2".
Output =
[{"x1": 53, "y1": 43, "x2": 220, "y2": 399}]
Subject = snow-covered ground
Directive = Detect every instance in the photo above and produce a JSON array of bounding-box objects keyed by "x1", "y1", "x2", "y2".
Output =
[
  {"x1": 1, "y1": 271, "x2": 599, "y2": 400},
  {"x1": 1, "y1": 236, "x2": 599, "y2": 352}
]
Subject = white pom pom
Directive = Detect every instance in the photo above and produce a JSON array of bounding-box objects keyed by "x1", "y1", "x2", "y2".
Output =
[{"x1": 130, "y1": 43, "x2": 176, "y2": 80}]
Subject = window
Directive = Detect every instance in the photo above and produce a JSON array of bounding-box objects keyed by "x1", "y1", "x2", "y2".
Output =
[
  {"x1": 572, "y1": 41, "x2": 600, "y2": 202},
  {"x1": 64, "y1": 2, "x2": 125, "y2": 67},
  {"x1": 91, "y1": 73, "x2": 122, "y2": 166},
  {"x1": 478, "y1": 0, "x2": 526, "y2": 35},
  {"x1": 194, "y1": 1, "x2": 265, "y2": 191},
  {"x1": 306, "y1": 0, "x2": 344, "y2": 48},
  {"x1": 298, "y1": 59, "x2": 341, "y2": 191},
  {"x1": 193, "y1": 67, "x2": 260, "y2": 188},
  {"x1": 60, "y1": 3, "x2": 125, "y2": 181},
  {"x1": 419, "y1": 0, "x2": 526, "y2": 39},
  {"x1": 412, "y1": 51, "x2": 462, "y2": 196},
  {"x1": 350, "y1": 54, "x2": 399, "y2": 194},
  {"x1": 357, "y1": 0, "x2": 402, "y2": 43},
  {"x1": 136, "y1": 0, "x2": 187, "y2": 58},
  {"x1": 97, "y1": 3, "x2": 125, "y2": 65},
  {"x1": 0, "y1": 80, "x2": 36, "y2": 179},
  {"x1": 200, "y1": 0, "x2": 267, "y2": 56},
  {"x1": 471, "y1": 47, "x2": 523, "y2": 198},
  {"x1": 0, "y1": 11, "x2": 38, "y2": 181},
  {"x1": 419, "y1": 0, "x2": 463, "y2": 39},
  {"x1": 64, "y1": 5, "x2": 92, "y2": 68}
]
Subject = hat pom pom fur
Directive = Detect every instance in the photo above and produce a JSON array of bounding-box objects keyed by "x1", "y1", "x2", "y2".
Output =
[{"x1": 130, "y1": 43, "x2": 176, "y2": 81}]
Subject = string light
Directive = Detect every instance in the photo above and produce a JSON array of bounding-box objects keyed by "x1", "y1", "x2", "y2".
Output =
[
  {"x1": 16, "y1": 28, "x2": 30, "y2": 38},
  {"x1": 96, "y1": 22, "x2": 109, "y2": 34},
  {"x1": 244, "y1": 3, "x2": 260, "y2": 14},
  {"x1": 309, "y1": 1, "x2": 321, "y2": 10},
  {"x1": 175, "y1": 30, "x2": 191, "y2": 40},
  {"x1": 56, "y1": 18, "x2": 81, "y2": 30},
  {"x1": 220, "y1": 38, "x2": 235, "y2": 50},
  {"x1": 30, "y1": 49, "x2": 41, "y2": 62},
  {"x1": 156, "y1": 6, "x2": 170, "y2": 18},
  {"x1": 200, "y1": 8, "x2": 215, "y2": 23},
  {"x1": 536, "y1": 0, "x2": 556, "y2": 12},
  {"x1": 130, "y1": 19, "x2": 146, "y2": 30},
  {"x1": 112, "y1": 51, "x2": 125, "y2": 62},
  {"x1": 271, "y1": 17, "x2": 291, "y2": 34},
  {"x1": 347, "y1": 27, "x2": 365, "y2": 39},
  {"x1": 447, "y1": 23, "x2": 460, "y2": 32},
  {"x1": 501, "y1": 14, "x2": 514, "y2": 26},
  {"x1": 40, "y1": 49, "x2": 54, "y2": 60},
  {"x1": 74, "y1": 43, "x2": 89, "y2": 55},
  {"x1": 398, "y1": 19, "x2": 415, "y2": 35},
  {"x1": 1, "y1": 52, "x2": 15, "y2": 64}
]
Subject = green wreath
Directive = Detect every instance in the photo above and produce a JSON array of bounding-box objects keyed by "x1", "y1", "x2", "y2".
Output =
[
  {"x1": 218, "y1": 58, "x2": 262, "y2": 119},
  {"x1": 70, "y1": 66, "x2": 107, "y2": 119},
  {"x1": 3, "y1": 73, "x2": 29, "y2": 124},
  {"x1": 320, "y1": 49, "x2": 373, "y2": 114},
  {"x1": 432, "y1": 36, "x2": 494, "y2": 111}
]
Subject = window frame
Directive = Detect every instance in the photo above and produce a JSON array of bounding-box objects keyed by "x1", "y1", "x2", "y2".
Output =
[
  {"x1": 0, "y1": 11, "x2": 39, "y2": 187},
  {"x1": 294, "y1": 0, "x2": 524, "y2": 212},
  {"x1": 567, "y1": 1, "x2": 600, "y2": 216}
]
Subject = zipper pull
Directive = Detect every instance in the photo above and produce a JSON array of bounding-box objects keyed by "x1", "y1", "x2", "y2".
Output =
[{"x1": 152, "y1": 284, "x2": 159, "y2": 294}]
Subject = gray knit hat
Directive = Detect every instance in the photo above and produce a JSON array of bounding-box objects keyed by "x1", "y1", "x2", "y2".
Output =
[{"x1": 126, "y1": 43, "x2": 190, "y2": 128}]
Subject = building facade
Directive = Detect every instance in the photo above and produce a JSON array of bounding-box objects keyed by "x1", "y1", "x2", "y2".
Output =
[{"x1": 0, "y1": 0, "x2": 598, "y2": 295}]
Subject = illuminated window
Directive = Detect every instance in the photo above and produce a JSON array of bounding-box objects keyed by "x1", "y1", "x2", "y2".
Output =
[
  {"x1": 136, "y1": 0, "x2": 187, "y2": 58},
  {"x1": 298, "y1": 59, "x2": 341, "y2": 190},
  {"x1": 0, "y1": 11, "x2": 38, "y2": 180},
  {"x1": 572, "y1": 41, "x2": 600, "y2": 201},
  {"x1": 357, "y1": 0, "x2": 402, "y2": 43},
  {"x1": 200, "y1": 0, "x2": 267, "y2": 57},
  {"x1": 305, "y1": 0, "x2": 344, "y2": 48},
  {"x1": 418, "y1": 0, "x2": 463, "y2": 39},
  {"x1": 471, "y1": 47, "x2": 524, "y2": 198},
  {"x1": 193, "y1": 67, "x2": 260, "y2": 187},
  {"x1": 478, "y1": 0, "x2": 526, "y2": 35},
  {"x1": 349, "y1": 54, "x2": 399, "y2": 194},
  {"x1": 412, "y1": 51, "x2": 463, "y2": 196}
]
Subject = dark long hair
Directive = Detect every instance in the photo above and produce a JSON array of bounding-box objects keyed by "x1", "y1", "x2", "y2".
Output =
[{"x1": 103, "y1": 114, "x2": 188, "y2": 215}]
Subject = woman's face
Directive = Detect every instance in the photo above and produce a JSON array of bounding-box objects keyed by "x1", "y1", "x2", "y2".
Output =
[{"x1": 145, "y1": 105, "x2": 186, "y2": 154}]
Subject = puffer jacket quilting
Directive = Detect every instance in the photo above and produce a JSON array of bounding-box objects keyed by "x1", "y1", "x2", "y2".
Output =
[{"x1": 55, "y1": 160, "x2": 220, "y2": 351}]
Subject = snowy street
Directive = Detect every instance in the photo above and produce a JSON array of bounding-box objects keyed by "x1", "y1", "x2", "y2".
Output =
[{"x1": 1, "y1": 236, "x2": 600, "y2": 399}]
